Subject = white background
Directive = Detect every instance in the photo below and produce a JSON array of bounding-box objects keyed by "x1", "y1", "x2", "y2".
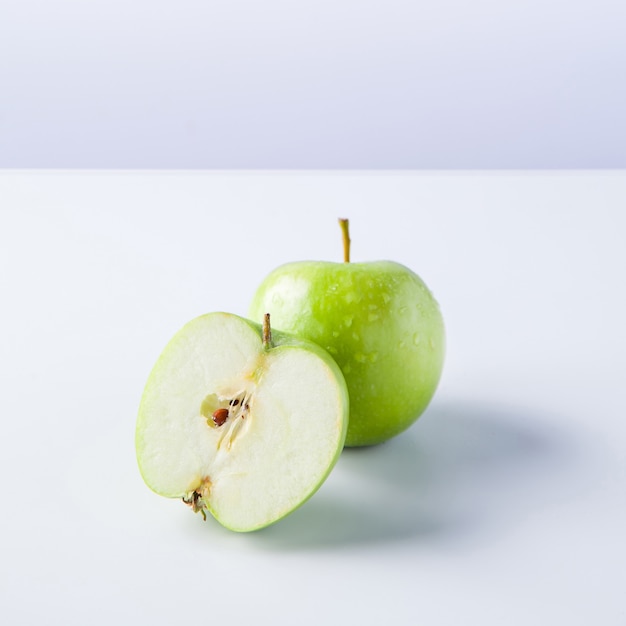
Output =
[
  {"x1": 1, "y1": 0, "x2": 625, "y2": 168},
  {"x1": 1, "y1": 170, "x2": 625, "y2": 624}
]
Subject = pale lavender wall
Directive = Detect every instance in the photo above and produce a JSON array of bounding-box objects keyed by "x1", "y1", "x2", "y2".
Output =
[{"x1": 1, "y1": 0, "x2": 624, "y2": 168}]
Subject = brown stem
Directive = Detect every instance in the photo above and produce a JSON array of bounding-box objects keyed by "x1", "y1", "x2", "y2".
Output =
[
  {"x1": 338, "y1": 218, "x2": 350, "y2": 263},
  {"x1": 262, "y1": 313, "x2": 273, "y2": 349}
]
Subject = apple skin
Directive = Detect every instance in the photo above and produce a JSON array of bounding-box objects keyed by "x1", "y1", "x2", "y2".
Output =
[{"x1": 249, "y1": 260, "x2": 445, "y2": 447}]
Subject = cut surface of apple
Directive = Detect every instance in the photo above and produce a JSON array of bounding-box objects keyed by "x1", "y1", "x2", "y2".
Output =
[{"x1": 136, "y1": 312, "x2": 348, "y2": 532}]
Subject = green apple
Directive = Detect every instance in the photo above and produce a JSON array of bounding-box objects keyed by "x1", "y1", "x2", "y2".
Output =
[
  {"x1": 249, "y1": 219, "x2": 445, "y2": 447},
  {"x1": 136, "y1": 312, "x2": 348, "y2": 531}
]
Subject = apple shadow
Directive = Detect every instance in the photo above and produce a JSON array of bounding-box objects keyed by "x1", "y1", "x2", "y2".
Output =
[{"x1": 247, "y1": 399, "x2": 581, "y2": 551}]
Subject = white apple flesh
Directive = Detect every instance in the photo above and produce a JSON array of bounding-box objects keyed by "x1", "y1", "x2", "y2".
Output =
[{"x1": 136, "y1": 312, "x2": 349, "y2": 532}]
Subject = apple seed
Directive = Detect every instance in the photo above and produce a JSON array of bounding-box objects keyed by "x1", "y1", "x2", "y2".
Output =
[{"x1": 212, "y1": 408, "x2": 230, "y2": 427}]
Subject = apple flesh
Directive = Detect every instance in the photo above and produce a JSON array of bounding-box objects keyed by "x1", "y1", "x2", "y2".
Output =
[
  {"x1": 136, "y1": 312, "x2": 349, "y2": 531},
  {"x1": 249, "y1": 258, "x2": 445, "y2": 447}
]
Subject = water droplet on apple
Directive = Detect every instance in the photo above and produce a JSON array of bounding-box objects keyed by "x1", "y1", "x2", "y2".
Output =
[
  {"x1": 332, "y1": 330, "x2": 340, "y2": 338},
  {"x1": 355, "y1": 352, "x2": 367, "y2": 363},
  {"x1": 369, "y1": 352, "x2": 379, "y2": 363},
  {"x1": 368, "y1": 313, "x2": 379, "y2": 322},
  {"x1": 343, "y1": 315, "x2": 353, "y2": 327},
  {"x1": 413, "y1": 333, "x2": 421, "y2": 346}
]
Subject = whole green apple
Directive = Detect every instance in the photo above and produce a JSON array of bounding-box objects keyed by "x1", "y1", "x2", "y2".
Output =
[{"x1": 249, "y1": 219, "x2": 445, "y2": 447}]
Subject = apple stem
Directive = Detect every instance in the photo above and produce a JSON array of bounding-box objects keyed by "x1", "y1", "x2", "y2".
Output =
[
  {"x1": 339, "y1": 218, "x2": 351, "y2": 263},
  {"x1": 263, "y1": 313, "x2": 273, "y2": 350}
]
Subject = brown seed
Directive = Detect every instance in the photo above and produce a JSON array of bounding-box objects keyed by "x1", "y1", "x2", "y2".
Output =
[
  {"x1": 230, "y1": 399, "x2": 240, "y2": 406},
  {"x1": 212, "y1": 408, "x2": 229, "y2": 427}
]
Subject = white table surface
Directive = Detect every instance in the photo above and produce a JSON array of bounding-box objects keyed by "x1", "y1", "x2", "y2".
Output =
[{"x1": 1, "y1": 171, "x2": 625, "y2": 625}]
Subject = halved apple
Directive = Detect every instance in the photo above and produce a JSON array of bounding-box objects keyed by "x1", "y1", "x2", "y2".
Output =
[{"x1": 136, "y1": 312, "x2": 349, "y2": 532}]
